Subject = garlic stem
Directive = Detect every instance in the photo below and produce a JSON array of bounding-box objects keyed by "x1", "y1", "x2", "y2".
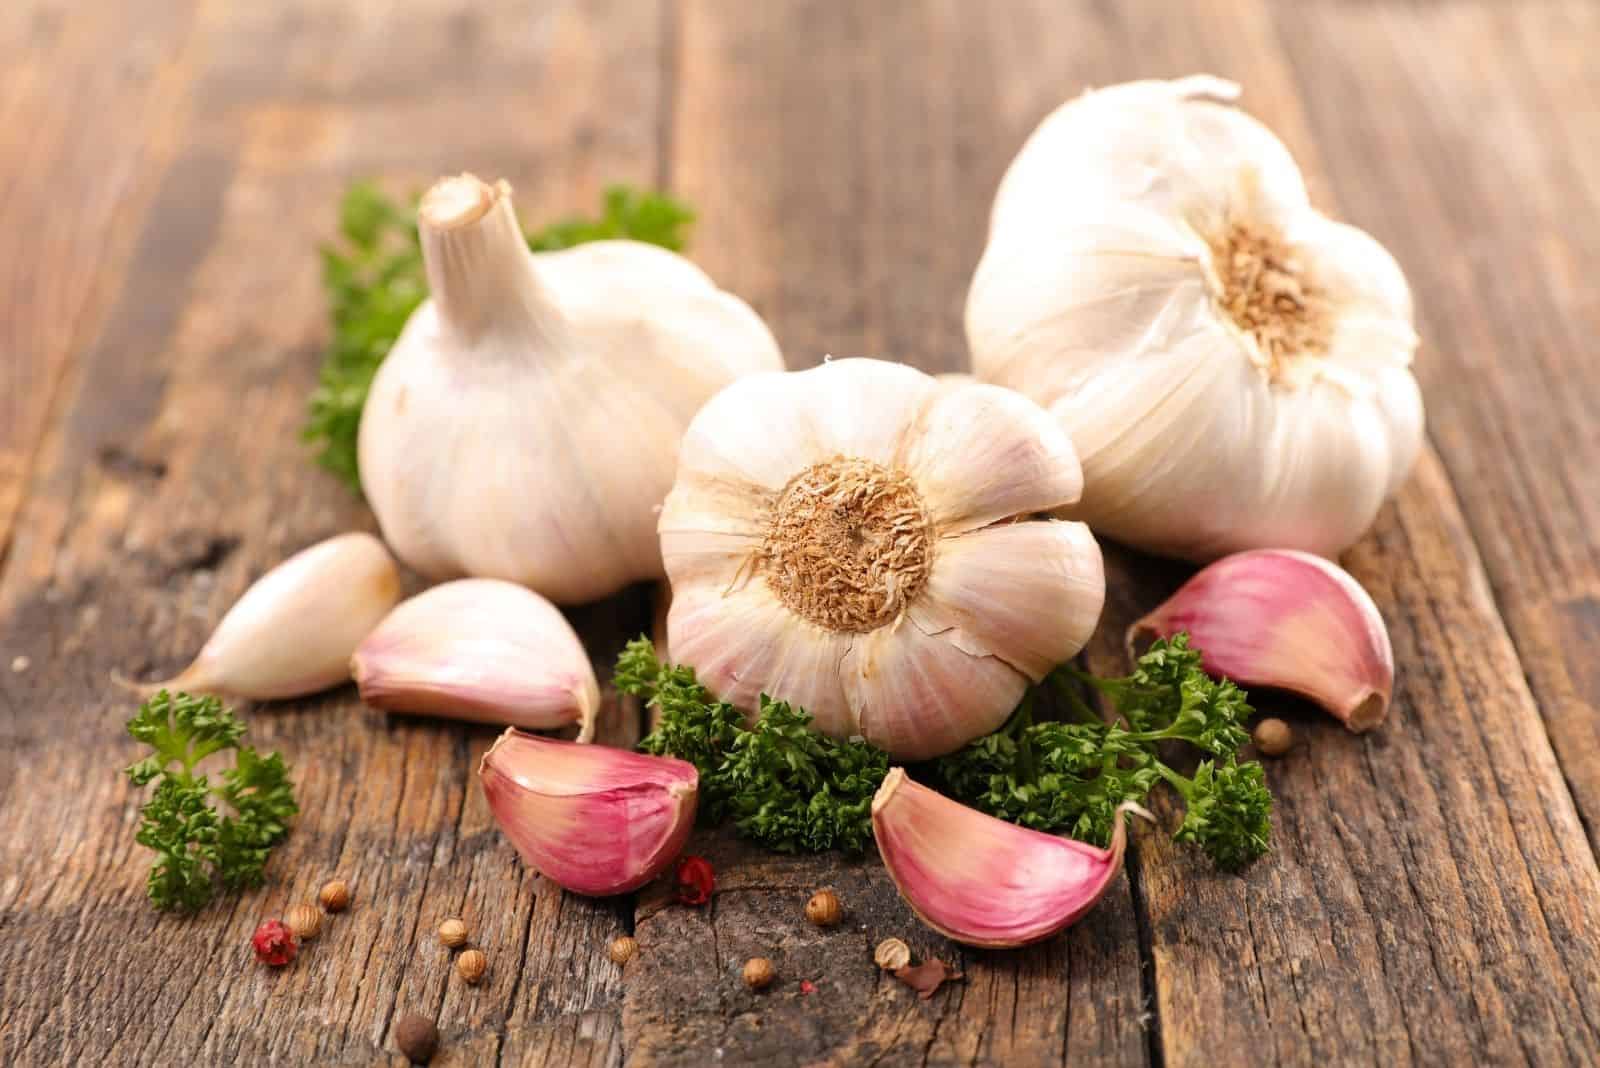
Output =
[{"x1": 419, "y1": 175, "x2": 565, "y2": 347}]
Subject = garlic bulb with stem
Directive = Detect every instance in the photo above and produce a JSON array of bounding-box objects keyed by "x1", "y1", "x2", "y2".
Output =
[
  {"x1": 659, "y1": 357, "x2": 1106, "y2": 761},
  {"x1": 351, "y1": 578, "x2": 599, "y2": 739},
  {"x1": 127, "y1": 532, "x2": 400, "y2": 700},
  {"x1": 967, "y1": 76, "x2": 1423, "y2": 562},
  {"x1": 359, "y1": 173, "x2": 783, "y2": 605}
]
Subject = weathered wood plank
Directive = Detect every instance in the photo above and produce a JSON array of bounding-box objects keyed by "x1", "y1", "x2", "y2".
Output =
[
  {"x1": 1069, "y1": 2, "x2": 1600, "y2": 1065},
  {"x1": 0, "y1": 0, "x2": 204, "y2": 566},
  {"x1": 1268, "y1": 0, "x2": 1600, "y2": 857},
  {"x1": 0, "y1": 1, "x2": 663, "y2": 1064},
  {"x1": 625, "y1": 3, "x2": 1151, "y2": 1065}
]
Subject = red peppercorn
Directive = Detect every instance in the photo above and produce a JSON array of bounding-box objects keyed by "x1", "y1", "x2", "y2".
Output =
[
  {"x1": 799, "y1": 979, "x2": 817, "y2": 995},
  {"x1": 252, "y1": 919, "x2": 298, "y2": 966},
  {"x1": 674, "y1": 855, "x2": 714, "y2": 906}
]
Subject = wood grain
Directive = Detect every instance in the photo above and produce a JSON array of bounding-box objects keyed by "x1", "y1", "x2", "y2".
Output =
[{"x1": 4, "y1": 1, "x2": 1600, "y2": 1066}]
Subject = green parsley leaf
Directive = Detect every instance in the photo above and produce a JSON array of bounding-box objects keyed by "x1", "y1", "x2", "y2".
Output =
[
  {"x1": 124, "y1": 692, "x2": 298, "y2": 910},
  {"x1": 304, "y1": 183, "x2": 695, "y2": 493}
]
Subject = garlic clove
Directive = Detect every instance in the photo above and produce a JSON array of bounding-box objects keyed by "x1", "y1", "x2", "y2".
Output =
[
  {"x1": 842, "y1": 623, "x2": 1027, "y2": 762},
  {"x1": 666, "y1": 579, "x2": 856, "y2": 738},
  {"x1": 351, "y1": 578, "x2": 599, "y2": 739},
  {"x1": 144, "y1": 533, "x2": 400, "y2": 700},
  {"x1": 908, "y1": 519, "x2": 1104, "y2": 681},
  {"x1": 1128, "y1": 548, "x2": 1395, "y2": 731},
  {"x1": 902, "y1": 380, "x2": 1084, "y2": 536},
  {"x1": 872, "y1": 769, "x2": 1140, "y2": 948},
  {"x1": 479, "y1": 730, "x2": 698, "y2": 896}
]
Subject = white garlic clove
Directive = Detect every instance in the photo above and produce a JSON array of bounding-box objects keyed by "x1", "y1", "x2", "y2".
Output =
[
  {"x1": 1129, "y1": 549, "x2": 1395, "y2": 731},
  {"x1": 351, "y1": 578, "x2": 598, "y2": 739},
  {"x1": 359, "y1": 174, "x2": 782, "y2": 605},
  {"x1": 146, "y1": 532, "x2": 400, "y2": 700},
  {"x1": 907, "y1": 519, "x2": 1104, "y2": 680},
  {"x1": 479, "y1": 729, "x2": 698, "y2": 896},
  {"x1": 872, "y1": 769, "x2": 1144, "y2": 948}
]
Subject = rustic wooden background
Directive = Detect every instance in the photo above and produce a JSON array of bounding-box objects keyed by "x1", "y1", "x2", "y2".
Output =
[{"x1": 4, "y1": 0, "x2": 1600, "y2": 1065}]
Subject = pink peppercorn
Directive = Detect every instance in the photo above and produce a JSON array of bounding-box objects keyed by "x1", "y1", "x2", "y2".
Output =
[{"x1": 252, "y1": 919, "x2": 298, "y2": 966}]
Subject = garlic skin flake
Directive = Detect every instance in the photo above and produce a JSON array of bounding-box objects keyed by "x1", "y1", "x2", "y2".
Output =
[
  {"x1": 967, "y1": 76, "x2": 1424, "y2": 562},
  {"x1": 351, "y1": 578, "x2": 599, "y2": 739},
  {"x1": 151, "y1": 532, "x2": 400, "y2": 700},
  {"x1": 660, "y1": 357, "x2": 1105, "y2": 761},
  {"x1": 872, "y1": 769, "x2": 1140, "y2": 948},
  {"x1": 1130, "y1": 549, "x2": 1395, "y2": 731},
  {"x1": 479, "y1": 730, "x2": 698, "y2": 896},
  {"x1": 360, "y1": 174, "x2": 783, "y2": 605}
]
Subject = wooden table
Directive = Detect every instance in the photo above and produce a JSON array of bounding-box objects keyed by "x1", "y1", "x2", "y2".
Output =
[{"x1": 5, "y1": 1, "x2": 1600, "y2": 1064}]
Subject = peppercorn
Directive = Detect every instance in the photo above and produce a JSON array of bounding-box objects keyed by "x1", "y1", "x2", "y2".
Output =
[
  {"x1": 394, "y1": 1013, "x2": 439, "y2": 1064},
  {"x1": 438, "y1": 918, "x2": 468, "y2": 948},
  {"x1": 874, "y1": 937, "x2": 911, "y2": 971},
  {"x1": 1253, "y1": 718, "x2": 1294, "y2": 757},
  {"x1": 608, "y1": 935, "x2": 637, "y2": 966},
  {"x1": 457, "y1": 948, "x2": 487, "y2": 985},
  {"x1": 286, "y1": 903, "x2": 322, "y2": 941},
  {"x1": 743, "y1": 957, "x2": 776, "y2": 991},
  {"x1": 318, "y1": 879, "x2": 351, "y2": 912},
  {"x1": 675, "y1": 855, "x2": 714, "y2": 906},
  {"x1": 805, "y1": 889, "x2": 842, "y2": 928},
  {"x1": 251, "y1": 920, "x2": 297, "y2": 967}
]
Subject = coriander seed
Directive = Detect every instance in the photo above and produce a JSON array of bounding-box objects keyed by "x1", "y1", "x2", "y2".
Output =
[
  {"x1": 457, "y1": 948, "x2": 487, "y2": 984},
  {"x1": 438, "y1": 918, "x2": 468, "y2": 948},
  {"x1": 286, "y1": 903, "x2": 322, "y2": 940},
  {"x1": 1253, "y1": 718, "x2": 1294, "y2": 757},
  {"x1": 319, "y1": 879, "x2": 350, "y2": 912},
  {"x1": 743, "y1": 957, "x2": 776, "y2": 991},
  {"x1": 805, "y1": 889, "x2": 842, "y2": 927},
  {"x1": 608, "y1": 935, "x2": 637, "y2": 966},
  {"x1": 874, "y1": 937, "x2": 911, "y2": 971},
  {"x1": 394, "y1": 1013, "x2": 439, "y2": 1063}
]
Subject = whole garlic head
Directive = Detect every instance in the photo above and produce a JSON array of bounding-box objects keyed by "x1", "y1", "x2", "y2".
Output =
[
  {"x1": 659, "y1": 358, "x2": 1105, "y2": 761},
  {"x1": 967, "y1": 76, "x2": 1424, "y2": 562},
  {"x1": 360, "y1": 174, "x2": 783, "y2": 604}
]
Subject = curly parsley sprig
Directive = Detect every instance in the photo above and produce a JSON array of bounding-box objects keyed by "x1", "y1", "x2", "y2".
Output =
[
  {"x1": 125, "y1": 691, "x2": 298, "y2": 911},
  {"x1": 621, "y1": 633, "x2": 1271, "y2": 870},
  {"x1": 304, "y1": 182, "x2": 695, "y2": 493}
]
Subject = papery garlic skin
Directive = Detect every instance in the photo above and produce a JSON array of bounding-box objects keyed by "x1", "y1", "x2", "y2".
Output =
[
  {"x1": 967, "y1": 76, "x2": 1424, "y2": 562},
  {"x1": 660, "y1": 357, "x2": 1105, "y2": 761},
  {"x1": 150, "y1": 532, "x2": 400, "y2": 700},
  {"x1": 872, "y1": 769, "x2": 1137, "y2": 948},
  {"x1": 360, "y1": 174, "x2": 783, "y2": 605},
  {"x1": 479, "y1": 730, "x2": 698, "y2": 896},
  {"x1": 1130, "y1": 549, "x2": 1394, "y2": 731},
  {"x1": 352, "y1": 578, "x2": 599, "y2": 739}
]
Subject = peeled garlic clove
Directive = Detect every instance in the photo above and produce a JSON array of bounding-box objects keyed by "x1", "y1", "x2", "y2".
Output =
[
  {"x1": 1129, "y1": 549, "x2": 1394, "y2": 732},
  {"x1": 479, "y1": 730, "x2": 697, "y2": 896},
  {"x1": 351, "y1": 578, "x2": 599, "y2": 739},
  {"x1": 147, "y1": 532, "x2": 400, "y2": 700},
  {"x1": 871, "y1": 769, "x2": 1139, "y2": 948}
]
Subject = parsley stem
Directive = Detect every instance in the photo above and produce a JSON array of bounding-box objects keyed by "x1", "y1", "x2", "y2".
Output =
[
  {"x1": 1049, "y1": 669, "x2": 1103, "y2": 724},
  {"x1": 1014, "y1": 691, "x2": 1037, "y2": 785}
]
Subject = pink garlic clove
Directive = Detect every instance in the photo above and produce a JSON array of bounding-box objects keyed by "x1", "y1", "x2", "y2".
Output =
[
  {"x1": 1128, "y1": 548, "x2": 1395, "y2": 732},
  {"x1": 479, "y1": 730, "x2": 698, "y2": 896},
  {"x1": 871, "y1": 768, "x2": 1140, "y2": 948},
  {"x1": 352, "y1": 578, "x2": 598, "y2": 740}
]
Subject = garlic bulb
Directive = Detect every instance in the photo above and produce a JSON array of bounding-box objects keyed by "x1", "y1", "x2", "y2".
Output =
[
  {"x1": 360, "y1": 174, "x2": 783, "y2": 605},
  {"x1": 967, "y1": 76, "x2": 1424, "y2": 561},
  {"x1": 659, "y1": 357, "x2": 1105, "y2": 761},
  {"x1": 145, "y1": 532, "x2": 400, "y2": 700},
  {"x1": 351, "y1": 578, "x2": 599, "y2": 738}
]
